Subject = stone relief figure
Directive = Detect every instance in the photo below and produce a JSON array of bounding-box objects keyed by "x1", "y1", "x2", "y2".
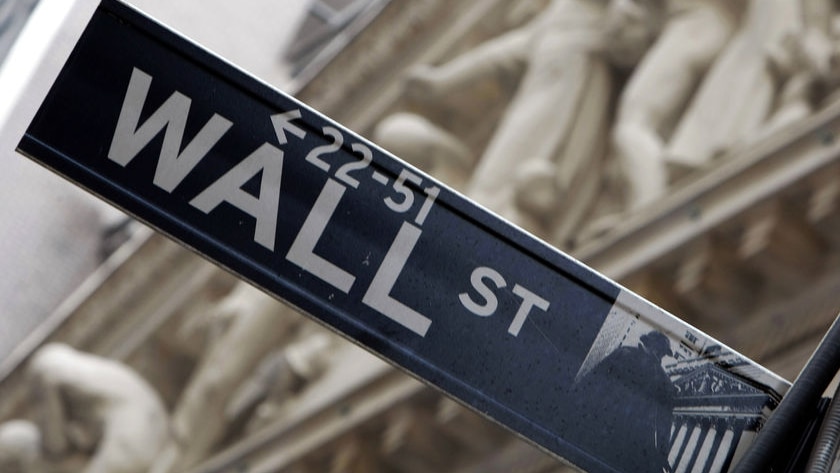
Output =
[
  {"x1": 373, "y1": 112, "x2": 475, "y2": 189},
  {"x1": 152, "y1": 282, "x2": 302, "y2": 473},
  {"x1": 795, "y1": 0, "x2": 840, "y2": 84},
  {"x1": 0, "y1": 419, "x2": 86, "y2": 473},
  {"x1": 0, "y1": 420, "x2": 43, "y2": 473},
  {"x1": 226, "y1": 330, "x2": 336, "y2": 433},
  {"x1": 612, "y1": 0, "x2": 744, "y2": 210},
  {"x1": 400, "y1": 0, "x2": 664, "y2": 244},
  {"x1": 26, "y1": 343, "x2": 168, "y2": 473},
  {"x1": 764, "y1": 0, "x2": 840, "y2": 129},
  {"x1": 666, "y1": 0, "x2": 801, "y2": 170}
]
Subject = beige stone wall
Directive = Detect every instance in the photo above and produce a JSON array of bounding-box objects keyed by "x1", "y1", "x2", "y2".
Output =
[{"x1": 5, "y1": 0, "x2": 840, "y2": 472}]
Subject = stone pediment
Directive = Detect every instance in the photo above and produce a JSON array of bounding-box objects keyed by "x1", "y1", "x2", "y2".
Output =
[{"x1": 673, "y1": 363, "x2": 765, "y2": 399}]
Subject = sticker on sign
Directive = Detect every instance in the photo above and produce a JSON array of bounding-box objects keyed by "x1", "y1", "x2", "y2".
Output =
[{"x1": 16, "y1": 1, "x2": 789, "y2": 472}]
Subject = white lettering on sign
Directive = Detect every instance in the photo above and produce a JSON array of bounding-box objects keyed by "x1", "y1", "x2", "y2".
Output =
[
  {"x1": 459, "y1": 266, "x2": 506, "y2": 317},
  {"x1": 362, "y1": 222, "x2": 432, "y2": 337},
  {"x1": 459, "y1": 266, "x2": 550, "y2": 337},
  {"x1": 286, "y1": 178, "x2": 356, "y2": 293},
  {"x1": 108, "y1": 66, "x2": 448, "y2": 337},
  {"x1": 190, "y1": 142, "x2": 284, "y2": 251},
  {"x1": 384, "y1": 169, "x2": 422, "y2": 213},
  {"x1": 509, "y1": 284, "x2": 550, "y2": 336},
  {"x1": 108, "y1": 67, "x2": 232, "y2": 192}
]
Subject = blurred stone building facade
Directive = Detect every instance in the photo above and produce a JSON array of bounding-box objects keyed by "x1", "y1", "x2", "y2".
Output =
[
  {"x1": 4, "y1": 0, "x2": 840, "y2": 472},
  {"x1": 0, "y1": 0, "x2": 38, "y2": 59}
]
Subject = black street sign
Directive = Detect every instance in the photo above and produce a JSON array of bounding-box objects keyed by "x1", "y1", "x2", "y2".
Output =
[{"x1": 17, "y1": 1, "x2": 789, "y2": 472}]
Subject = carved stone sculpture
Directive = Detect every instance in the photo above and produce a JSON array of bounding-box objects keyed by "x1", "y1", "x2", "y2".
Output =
[
  {"x1": 0, "y1": 419, "x2": 86, "y2": 473},
  {"x1": 667, "y1": 0, "x2": 802, "y2": 168},
  {"x1": 227, "y1": 330, "x2": 336, "y2": 433},
  {"x1": 612, "y1": 0, "x2": 743, "y2": 210},
  {"x1": 404, "y1": 0, "x2": 663, "y2": 241},
  {"x1": 373, "y1": 112, "x2": 474, "y2": 189},
  {"x1": 0, "y1": 420, "x2": 41, "y2": 473},
  {"x1": 153, "y1": 282, "x2": 301, "y2": 473},
  {"x1": 26, "y1": 343, "x2": 168, "y2": 473},
  {"x1": 765, "y1": 0, "x2": 840, "y2": 130}
]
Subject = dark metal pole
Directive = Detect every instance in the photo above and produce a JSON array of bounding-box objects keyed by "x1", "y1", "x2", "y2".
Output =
[
  {"x1": 806, "y1": 389, "x2": 840, "y2": 473},
  {"x1": 732, "y1": 313, "x2": 840, "y2": 473}
]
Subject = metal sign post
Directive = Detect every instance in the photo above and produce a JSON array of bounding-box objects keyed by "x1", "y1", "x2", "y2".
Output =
[{"x1": 16, "y1": 1, "x2": 790, "y2": 471}]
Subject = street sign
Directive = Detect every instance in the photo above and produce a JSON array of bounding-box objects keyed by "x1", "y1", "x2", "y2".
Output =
[{"x1": 17, "y1": 1, "x2": 790, "y2": 471}]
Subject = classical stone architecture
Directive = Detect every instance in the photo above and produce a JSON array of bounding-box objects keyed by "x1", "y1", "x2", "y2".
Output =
[{"x1": 5, "y1": 0, "x2": 840, "y2": 471}]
